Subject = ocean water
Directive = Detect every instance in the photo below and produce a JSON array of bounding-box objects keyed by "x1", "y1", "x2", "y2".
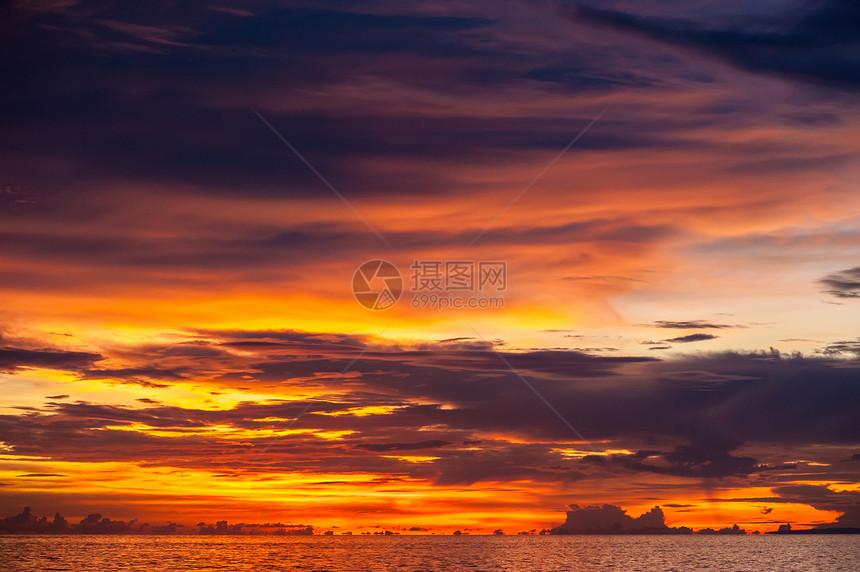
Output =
[{"x1": 1, "y1": 535, "x2": 858, "y2": 571}]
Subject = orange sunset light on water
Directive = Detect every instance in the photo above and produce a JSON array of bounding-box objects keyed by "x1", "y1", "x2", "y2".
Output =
[{"x1": 2, "y1": 0, "x2": 860, "y2": 546}]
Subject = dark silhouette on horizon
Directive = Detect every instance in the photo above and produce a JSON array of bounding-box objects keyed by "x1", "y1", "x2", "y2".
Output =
[
  {"x1": 0, "y1": 507, "x2": 313, "y2": 536},
  {"x1": 550, "y1": 504, "x2": 693, "y2": 535},
  {"x1": 3, "y1": 505, "x2": 858, "y2": 536}
]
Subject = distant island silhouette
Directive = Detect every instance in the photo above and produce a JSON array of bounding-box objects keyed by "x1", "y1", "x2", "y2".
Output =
[
  {"x1": 768, "y1": 523, "x2": 860, "y2": 535},
  {"x1": 549, "y1": 504, "x2": 858, "y2": 535},
  {"x1": 0, "y1": 507, "x2": 313, "y2": 536}
]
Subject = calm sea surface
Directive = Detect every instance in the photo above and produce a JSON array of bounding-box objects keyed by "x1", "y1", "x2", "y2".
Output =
[{"x1": 1, "y1": 535, "x2": 858, "y2": 571}]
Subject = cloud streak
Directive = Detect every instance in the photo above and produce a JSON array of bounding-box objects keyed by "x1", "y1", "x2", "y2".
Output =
[{"x1": 568, "y1": 0, "x2": 860, "y2": 93}]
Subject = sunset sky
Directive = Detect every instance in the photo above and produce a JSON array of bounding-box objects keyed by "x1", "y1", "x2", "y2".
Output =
[{"x1": 1, "y1": 0, "x2": 859, "y2": 534}]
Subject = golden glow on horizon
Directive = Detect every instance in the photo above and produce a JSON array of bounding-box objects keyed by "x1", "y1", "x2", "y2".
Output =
[{"x1": 2, "y1": 447, "x2": 845, "y2": 533}]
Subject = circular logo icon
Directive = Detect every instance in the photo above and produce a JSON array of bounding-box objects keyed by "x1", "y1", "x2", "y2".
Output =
[{"x1": 352, "y1": 260, "x2": 403, "y2": 310}]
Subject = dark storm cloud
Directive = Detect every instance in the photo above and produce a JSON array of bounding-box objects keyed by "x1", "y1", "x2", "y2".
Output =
[
  {"x1": 420, "y1": 351, "x2": 860, "y2": 481},
  {"x1": 650, "y1": 320, "x2": 739, "y2": 329},
  {"x1": 203, "y1": 329, "x2": 370, "y2": 349},
  {"x1": 0, "y1": 218, "x2": 678, "y2": 293},
  {"x1": 817, "y1": 339, "x2": 860, "y2": 357},
  {"x1": 196, "y1": 8, "x2": 494, "y2": 54},
  {"x1": 0, "y1": 105, "x2": 685, "y2": 202},
  {"x1": 585, "y1": 437, "x2": 760, "y2": 479},
  {"x1": 725, "y1": 484, "x2": 860, "y2": 528},
  {"x1": 81, "y1": 366, "x2": 190, "y2": 383},
  {"x1": 0, "y1": 346, "x2": 102, "y2": 372},
  {"x1": 772, "y1": 485, "x2": 860, "y2": 528},
  {"x1": 568, "y1": 0, "x2": 860, "y2": 93},
  {"x1": 819, "y1": 267, "x2": 860, "y2": 299},
  {"x1": 24, "y1": 399, "x2": 340, "y2": 433},
  {"x1": 662, "y1": 333, "x2": 719, "y2": 344},
  {"x1": 371, "y1": 347, "x2": 655, "y2": 378},
  {"x1": 0, "y1": 3, "x2": 517, "y2": 198},
  {"x1": 0, "y1": 0, "x2": 760, "y2": 208},
  {"x1": 641, "y1": 333, "x2": 720, "y2": 346},
  {"x1": 2, "y1": 328, "x2": 859, "y2": 486}
]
